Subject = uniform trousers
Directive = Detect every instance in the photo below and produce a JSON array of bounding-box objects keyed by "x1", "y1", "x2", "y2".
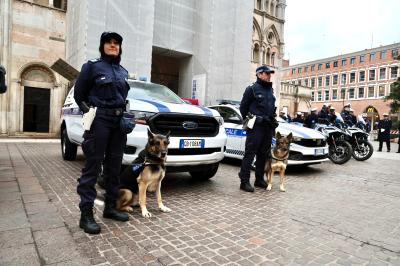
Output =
[
  {"x1": 239, "y1": 125, "x2": 273, "y2": 183},
  {"x1": 77, "y1": 114, "x2": 126, "y2": 210}
]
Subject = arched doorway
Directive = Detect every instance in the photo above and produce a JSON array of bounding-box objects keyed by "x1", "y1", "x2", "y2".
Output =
[
  {"x1": 20, "y1": 66, "x2": 55, "y2": 133},
  {"x1": 364, "y1": 106, "x2": 379, "y2": 130}
]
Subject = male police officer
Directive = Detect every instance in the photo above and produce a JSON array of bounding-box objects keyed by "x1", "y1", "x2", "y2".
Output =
[
  {"x1": 377, "y1": 113, "x2": 392, "y2": 152},
  {"x1": 0, "y1": 65, "x2": 6, "y2": 94},
  {"x1": 305, "y1": 108, "x2": 318, "y2": 128},
  {"x1": 74, "y1": 31, "x2": 130, "y2": 234},
  {"x1": 239, "y1": 65, "x2": 277, "y2": 192}
]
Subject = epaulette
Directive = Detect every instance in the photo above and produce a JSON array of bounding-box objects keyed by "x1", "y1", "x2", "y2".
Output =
[{"x1": 88, "y1": 58, "x2": 100, "y2": 64}]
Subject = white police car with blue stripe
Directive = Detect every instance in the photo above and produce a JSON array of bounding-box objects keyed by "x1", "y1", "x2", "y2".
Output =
[
  {"x1": 208, "y1": 104, "x2": 329, "y2": 165},
  {"x1": 61, "y1": 79, "x2": 227, "y2": 180}
]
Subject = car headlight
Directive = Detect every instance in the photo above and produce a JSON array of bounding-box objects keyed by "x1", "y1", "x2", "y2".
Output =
[
  {"x1": 128, "y1": 110, "x2": 156, "y2": 125},
  {"x1": 215, "y1": 116, "x2": 224, "y2": 126},
  {"x1": 292, "y1": 136, "x2": 302, "y2": 142}
]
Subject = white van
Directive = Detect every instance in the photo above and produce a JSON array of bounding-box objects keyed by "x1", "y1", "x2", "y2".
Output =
[{"x1": 60, "y1": 79, "x2": 227, "y2": 179}]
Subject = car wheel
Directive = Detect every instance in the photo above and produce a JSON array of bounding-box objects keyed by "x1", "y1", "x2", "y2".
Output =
[
  {"x1": 189, "y1": 163, "x2": 219, "y2": 180},
  {"x1": 61, "y1": 128, "x2": 77, "y2": 161}
]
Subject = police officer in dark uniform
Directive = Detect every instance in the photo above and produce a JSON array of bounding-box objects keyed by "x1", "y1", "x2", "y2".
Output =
[
  {"x1": 305, "y1": 108, "x2": 318, "y2": 128},
  {"x1": 292, "y1": 112, "x2": 304, "y2": 124},
  {"x1": 377, "y1": 113, "x2": 392, "y2": 152},
  {"x1": 0, "y1": 65, "x2": 6, "y2": 94},
  {"x1": 74, "y1": 31, "x2": 130, "y2": 234},
  {"x1": 239, "y1": 65, "x2": 277, "y2": 192}
]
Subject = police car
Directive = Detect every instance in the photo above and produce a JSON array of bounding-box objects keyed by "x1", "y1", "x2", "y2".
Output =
[
  {"x1": 208, "y1": 104, "x2": 329, "y2": 165},
  {"x1": 60, "y1": 79, "x2": 227, "y2": 179}
]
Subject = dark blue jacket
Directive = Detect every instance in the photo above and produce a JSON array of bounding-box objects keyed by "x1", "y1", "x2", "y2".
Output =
[
  {"x1": 240, "y1": 78, "x2": 276, "y2": 120},
  {"x1": 378, "y1": 119, "x2": 392, "y2": 142},
  {"x1": 305, "y1": 113, "x2": 318, "y2": 128},
  {"x1": 74, "y1": 56, "x2": 130, "y2": 110}
]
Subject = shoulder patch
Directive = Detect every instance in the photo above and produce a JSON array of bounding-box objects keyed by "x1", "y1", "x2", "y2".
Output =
[{"x1": 88, "y1": 58, "x2": 100, "y2": 64}]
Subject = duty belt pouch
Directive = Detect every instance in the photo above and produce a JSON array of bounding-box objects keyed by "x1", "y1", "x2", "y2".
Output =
[
  {"x1": 82, "y1": 107, "x2": 97, "y2": 131},
  {"x1": 243, "y1": 113, "x2": 256, "y2": 130},
  {"x1": 120, "y1": 112, "x2": 135, "y2": 134}
]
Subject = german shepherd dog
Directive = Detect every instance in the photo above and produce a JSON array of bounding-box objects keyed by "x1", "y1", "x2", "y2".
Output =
[
  {"x1": 117, "y1": 129, "x2": 171, "y2": 217},
  {"x1": 265, "y1": 132, "x2": 292, "y2": 192}
]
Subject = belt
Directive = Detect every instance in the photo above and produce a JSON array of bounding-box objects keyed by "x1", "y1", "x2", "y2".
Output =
[{"x1": 96, "y1": 107, "x2": 124, "y2": 116}]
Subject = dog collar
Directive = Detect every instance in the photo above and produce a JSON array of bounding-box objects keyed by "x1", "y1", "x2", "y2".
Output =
[{"x1": 271, "y1": 150, "x2": 289, "y2": 162}]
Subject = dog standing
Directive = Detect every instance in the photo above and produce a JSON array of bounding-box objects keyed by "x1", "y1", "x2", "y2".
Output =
[
  {"x1": 265, "y1": 132, "x2": 292, "y2": 192},
  {"x1": 117, "y1": 129, "x2": 171, "y2": 217}
]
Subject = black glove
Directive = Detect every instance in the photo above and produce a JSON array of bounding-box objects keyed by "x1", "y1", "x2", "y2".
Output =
[
  {"x1": 262, "y1": 116, "x2": 271, "y2": 123},
  {"x1": 270, "y1": 117, "x2": 279, "y2": 129},
  {"x1": 78, "y1": 101, "x2": 90, "y2": 114}
]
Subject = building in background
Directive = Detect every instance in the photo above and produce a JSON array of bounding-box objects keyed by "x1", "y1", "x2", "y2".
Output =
[
  {"x1": 282, "y1": 43, "x2": 400, "y2": 128},
  {"x1": 0, "y1": 0, "x2": 68, "y2": 137},
  {"x1": 252, "y1": 0, "x2": 286, "y2": 107},
  {"x1": 67, "y1": 0, "x2": 254, "y2": 106}
]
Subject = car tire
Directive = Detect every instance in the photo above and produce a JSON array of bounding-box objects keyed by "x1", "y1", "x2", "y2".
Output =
[
  {"x1": 61, "y1": 128, "x2": 77, "y2": 161},
  {"x1": 189, "y1": 163, "x2": 219, "y2": 180}
]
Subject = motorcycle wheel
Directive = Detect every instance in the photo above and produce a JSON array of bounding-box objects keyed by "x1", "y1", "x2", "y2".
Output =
[
  {"x1": 352, "y1": 140, "x2": 374, "y2": 161},
  {"x1": 328, "y1": 140, "x2": 352, "y2": 164}
]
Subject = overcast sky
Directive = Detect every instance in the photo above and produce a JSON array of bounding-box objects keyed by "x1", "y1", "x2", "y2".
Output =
[{"x1": 284, "y1": 0, "x2": 400, "y2": 65}]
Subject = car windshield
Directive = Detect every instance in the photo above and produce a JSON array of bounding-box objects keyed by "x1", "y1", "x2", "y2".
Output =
[{"x1": 127, "y1": 81, "x2": 184, "y2": 104}]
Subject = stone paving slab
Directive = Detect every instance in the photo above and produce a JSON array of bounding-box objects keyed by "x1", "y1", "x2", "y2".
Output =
[
  {"x1": 0, "y1": 143, "x2": 90, "y2": 266},
  {"x1": 1, "y1": 141, "x2": 400, "y2": 265}
]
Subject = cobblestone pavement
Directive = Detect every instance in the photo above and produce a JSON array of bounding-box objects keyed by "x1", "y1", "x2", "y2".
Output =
[{"x1": 1, "y1": 141, "x2": 400, "y2": 265}]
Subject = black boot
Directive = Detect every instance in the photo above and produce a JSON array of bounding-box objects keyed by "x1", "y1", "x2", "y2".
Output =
[
  {"x1": 240, "y1": 182, "x2": 254, "y2": 192},
  {"x1": 80, "y1": 208, "x2": 101, "y2": 234},
  {"x1": 254, "y1": 178, "x2": 268, "y2": 189},
  {"x1": 103, "y1": 201, "x2": 129, "y2": 221}
]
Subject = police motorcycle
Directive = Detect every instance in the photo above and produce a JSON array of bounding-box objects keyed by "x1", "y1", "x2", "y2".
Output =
[
  {"x1": 342, "y1": 115, "x2": 374, "y2": 161},
  {"x1": 313, "y1": 113, "x2": 353, "y2": 164}
]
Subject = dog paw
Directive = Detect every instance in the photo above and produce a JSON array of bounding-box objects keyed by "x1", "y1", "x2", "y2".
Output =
[
  {"x1": 279, "y1": 186, "x2": 286, "y2": 192},
  {"x1": 159, "y1": 205, "x2": 171, "y2": 213},
  {"x1": 142, "y1": 210, "x2": 152, "y2": 218},
  {"x1": 266, "y1": 185, "x2": 272, "y2": 191},
  {"x1": 126, "y1": 206, "x2": 134, "y2": 213}
]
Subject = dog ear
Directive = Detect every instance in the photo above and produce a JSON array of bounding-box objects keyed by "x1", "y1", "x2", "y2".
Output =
[
  {"x1": 276, "y1": 131, "x2": 281, "y2": 139},
  {"x1": 287, "y1": 132, "x2": 293, "y2": 142},
  {"x1": 147, "y1": 128, "x2": 154, "y2": 139},
  {"x1": 165, "y1": 131, "x2": 171, "y2": 140}
]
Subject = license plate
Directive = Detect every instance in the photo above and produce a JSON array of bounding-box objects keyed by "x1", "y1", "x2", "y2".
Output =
[
  {"x1": 179, "y1": 139, "x2": 205, "y2": 149},
  {"x1": 314, "y1": 148, "x2": 325, "y2": 156}
]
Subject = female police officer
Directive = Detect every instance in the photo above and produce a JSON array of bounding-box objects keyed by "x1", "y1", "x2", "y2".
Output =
[{"x1": 74, "y1": 31, "x2": 130, "y2": 234}]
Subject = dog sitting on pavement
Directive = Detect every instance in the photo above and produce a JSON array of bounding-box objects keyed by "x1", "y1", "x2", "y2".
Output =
[
  {"x1": 265, "y1": 131, "x2": 292, "y2": 192},
  {"x1": 117, "y1": 129, "x2": 171, "y2": 217}
]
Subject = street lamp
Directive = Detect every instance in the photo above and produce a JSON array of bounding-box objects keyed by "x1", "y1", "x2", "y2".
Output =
[{"x1": 341, "y1": 88, "x2": 346, "y2": 107}]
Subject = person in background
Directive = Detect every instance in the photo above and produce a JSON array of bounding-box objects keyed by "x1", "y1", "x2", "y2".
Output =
[
  {"x1": 279, "y1": 110, "x2": 291, "y2": 122},
  {"x1": 292, "y1": 112, "x2": 304, "y2": 124},
  {"x1": 0, "y1": 65, "x2": 6, "y2": 94},
  {"x1": 305, "y1": 108, "x2": 318, "y2": 128},
  {"x1": 318, "y1": 103, "x2": 329, "y2": 121},
  {"x1": 377, "y1": 113, "x2": 392, "y2": 152},
  {"x1": 397, "y1": 125, "x2": 400, "y2": 153},
  {"x1": 327, "y1": 107, "x2": 337, "y2": 124},
  {"x1": 74, "y1": 31, "x2": 130, "y2": 234}
]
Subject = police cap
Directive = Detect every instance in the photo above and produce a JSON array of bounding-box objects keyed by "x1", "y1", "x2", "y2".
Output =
[
  {"x1": 100, "y1": 31, "x2": 123, "y2": 44},
  {"x1": 256, "y1": 65, "x2": 275, "y2": 74}
]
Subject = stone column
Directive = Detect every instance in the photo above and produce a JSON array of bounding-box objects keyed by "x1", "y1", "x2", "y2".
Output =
[{"x1": 0, "y1": 0, "x2": 12, "y2": 135}]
